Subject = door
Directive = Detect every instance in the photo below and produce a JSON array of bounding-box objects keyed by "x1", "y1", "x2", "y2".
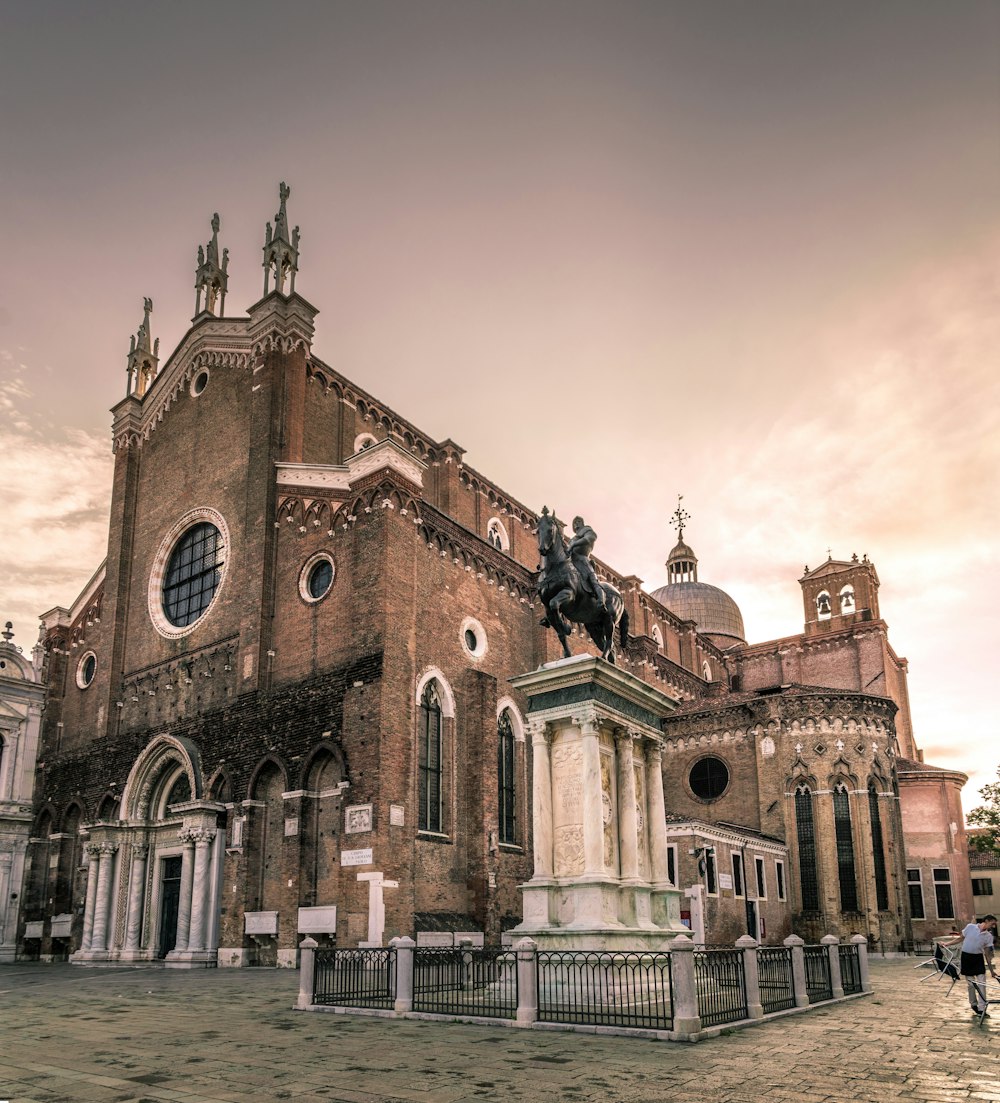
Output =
[{"x1": 158, "y1": 856, "x2": 182, "y2": 958}]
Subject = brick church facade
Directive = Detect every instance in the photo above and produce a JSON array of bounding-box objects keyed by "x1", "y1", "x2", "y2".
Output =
[{"x1": 18, "y1": 187, "x2": 970, "y2": 965}]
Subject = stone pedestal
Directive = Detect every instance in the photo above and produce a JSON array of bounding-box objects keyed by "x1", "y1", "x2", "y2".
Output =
[{"x1": 510, "y1": 655, "x2": 687, "y2": 950}]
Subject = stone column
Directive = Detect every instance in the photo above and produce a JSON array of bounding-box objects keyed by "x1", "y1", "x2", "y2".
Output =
[
  {"x1": 296, "y1": 936, "x2": 318, "y2": 1010},
  {"x1": 784, "y1": 933, "x2": 809, "y2": 1007},
  {"x1": 391, "y1": 935, "x2": 415, "y2": 1013},
  {"x1": 123, "y1": 844, "x2": 149, "y2": 952},
  {"x1": 172, "y1": 831, "x2": 196, "y2": 953},
  {"x1": 822, "y1": 933, "x2": 844, "y2": 998},
  {"x1": 578, "y1": 713, "x2": 604, "y2": 876},
  {"x1": 515, "y1": 938, "x2": 539, "y2": 1026},
  {"x1": 645, "y1": 741, "x2": 670, "y2": 884},
  {"x1": 529, "y1": 721, "x2": 553, "y2": 879},
  {"x1": 90, "y1": 844, "x2": 117, "y2": 953},
  {"x1": 737, "y1": 934, "x2": 764, "y2": 1019},
  {"x1": 80, "y1": 844, "x2": 102, "y2": 952},
  {"x1": 669, "y1": 934, "x2": 701, "y2": 1037},
  {"x1": 615, "y1": 729, "x2": 639, "y2": 881},
  {"x1": 186, "y1": 829, "x2": 216, "y2": 952},
  {"x1": 851, "y1": 933, "x2": 872, "y2": 992}
]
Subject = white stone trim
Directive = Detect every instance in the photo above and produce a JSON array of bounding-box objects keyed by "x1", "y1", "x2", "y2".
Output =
[
  {"x1": 189, "y1": 368, "x2": 210, "y2": 397},
  {"x1": 496, "y1": 696, "x2": 526, "y2": 743},
  {"x1": 486, "y1": 517, "x2": 509, "y2": 552},
  {"x1": 75, "y1": 650, "x2": 98, "y2": 690},
  {"x1": 298, "y1": 552, "x2": 336, "y2": 603},
  {"x1": 460, "y1": 616, "x2": 488, "y2": 661},
  {"x1": 147, "y1": 507, "x2": 231, "y2": 640},
  {"x1": 415, "y1": 667, "x2": 455, "y2": 717}
]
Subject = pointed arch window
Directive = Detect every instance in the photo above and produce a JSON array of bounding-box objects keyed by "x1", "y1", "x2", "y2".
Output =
[
  {"x1": 868, "y1": 782, "x2": 889, "y2": 910},
  {"x1": 833, "y1": 784, "x2": 859, "y2": 912},
  {"x1": 795, "y1": 786, "x2": 820, "y2": 912},
  {"x1": 418, "y1": 682, "x2": 443, "y2": 832},
  {"x1": 498, "y1": 710, "x2": 517, "y2": 845}
]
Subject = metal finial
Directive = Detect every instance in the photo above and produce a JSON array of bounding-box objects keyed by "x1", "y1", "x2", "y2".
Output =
[
  {"x1": 671, "y1": 495, "x2": 691, "y2": 541},
  {"x1": 2, "y1": 621, "x2": 13, "y2": 642}
]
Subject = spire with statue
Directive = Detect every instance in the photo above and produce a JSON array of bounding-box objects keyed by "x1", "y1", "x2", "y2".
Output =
[
  {"x1": 194, "y1": 213, "x2": 230, "y2": 317},
  {"x1": 262, "y1": 182, "x2": 300, "y2": 296},
  {"x1": 126, "y1": 297, "x2": 159, "y2": 398}
]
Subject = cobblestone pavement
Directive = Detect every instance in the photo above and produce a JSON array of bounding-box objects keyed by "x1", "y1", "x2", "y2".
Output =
[{"x1": 0, "y1": 960, "x2": 997, "y2": 1103}]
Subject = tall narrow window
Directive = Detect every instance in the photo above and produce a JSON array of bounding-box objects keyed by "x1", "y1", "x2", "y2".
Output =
[
  {"x1": 497, "y1": 710, "x2": 516, "y2": 845},
  {"x1": 418, "y1": 682, "x2": 443, "y2": 832},
  {"x1": 907, "y1": 868, "x2": 925, "y2": 919},
  {"x1": 933, "y1": 867, "x2": 955, "y2": 920},
  {"x1": 868, "y1": 783, "x2": 889, "y2": 910},
  {"x1": 775, "y1": 859, "x2": 786, "y2": 901},
  {"x1": 833, "y1": 784, "x2": 859, "y2": 912},
  {"x1": 704, "y1": 847, "x2": 717, "y2": 895},
  {"x1": 755, "y1": 856, "x2": 766, "y2": 899},
  {"x1": 795, "y1": 786, "x2": 819, "y2": 912},
  {"x1": 731, "y1": 852, "x2": 744, "y2": 896},
  {"x1": 666, "y1": 844, "x2": 677, "y2": 887}
]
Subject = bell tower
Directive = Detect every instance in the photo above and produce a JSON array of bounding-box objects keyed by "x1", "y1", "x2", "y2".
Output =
[{"x1": 799, "y1": 552, "x2": 880, "y2": 635}]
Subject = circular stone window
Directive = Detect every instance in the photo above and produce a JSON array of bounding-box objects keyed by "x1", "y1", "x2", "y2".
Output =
[
  {"x1": 460, "y1": 616, "x2": 488, "y2": 660},
  {"x1": 688, "y1": 756, "x2": 730, "y2": 801},
  {"x1": 190, "y1": 369, "x2": 210, "y2": 397},
  {"x1": 299, "y1": 553, "x2": 336, "y2": 603},
  {"x1": 76, "y1": 651, "x2": 97, "y2": 689},
  {"x1": 148, "y1": 508, "x2": 230, "y2": 639}
]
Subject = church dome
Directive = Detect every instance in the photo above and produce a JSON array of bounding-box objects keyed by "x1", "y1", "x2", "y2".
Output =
[{"x1": 650, "y1": 580, "x2": 746, "y2": 644}]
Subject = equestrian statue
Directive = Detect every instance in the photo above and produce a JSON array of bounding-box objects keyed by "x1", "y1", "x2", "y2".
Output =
[{"x1": 535, "y1": 507, "x2": 629, "y2": 663}]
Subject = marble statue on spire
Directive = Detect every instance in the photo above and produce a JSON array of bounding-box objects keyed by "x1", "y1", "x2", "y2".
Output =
[
  {"x1": 194, "y1": 213, "x2": 230, "y2": 317},
  {"x1": 262, "y1": 182, "x2": 300, "y2": 296},
  {"x1": 126, "y1": 298, "x2": 160, "y2": 398}
]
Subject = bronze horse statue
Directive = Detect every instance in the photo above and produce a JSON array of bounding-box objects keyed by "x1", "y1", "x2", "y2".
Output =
[{"x1": 536, "y1": 508, "x2": 629, "y2": 663}]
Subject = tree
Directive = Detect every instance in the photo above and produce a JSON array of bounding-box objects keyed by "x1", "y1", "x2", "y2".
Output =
[{"x1": 967, "y1": 768, "x2": 1000, "y2": 856}]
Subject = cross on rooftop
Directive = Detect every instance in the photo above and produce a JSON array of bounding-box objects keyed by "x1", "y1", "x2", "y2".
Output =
[{"x1": 672, "y1": 495, "x2": 691, "y2": 541}]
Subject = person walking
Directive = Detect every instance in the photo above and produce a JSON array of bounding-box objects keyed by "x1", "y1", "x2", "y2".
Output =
[{"x1": 944, "y1": 915, "x2": 998, "y2": 1015}]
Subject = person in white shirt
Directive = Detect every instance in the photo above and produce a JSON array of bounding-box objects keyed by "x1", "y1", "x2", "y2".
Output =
[{"x1": 943, "y1": 916, "x2": 997, "y2": 1015}]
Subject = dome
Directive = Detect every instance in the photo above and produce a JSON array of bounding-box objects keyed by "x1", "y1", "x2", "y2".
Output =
[{"x1": 650, "y1": 580, "x2": 746, "y2": 644}]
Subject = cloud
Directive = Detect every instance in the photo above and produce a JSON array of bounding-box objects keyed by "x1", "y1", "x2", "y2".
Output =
[{"x1": 0, "y1": 364, "x2": 112, "y2": 638}]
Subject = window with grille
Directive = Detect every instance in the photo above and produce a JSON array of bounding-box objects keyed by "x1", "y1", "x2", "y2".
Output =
[
  {"x1": 933, "y1": 867, "x2": 955, "y2": 919},
  {"x1": 795, "y1": 787, "x2": 819, "y2": 912},
  {"x1": 868, "y1": 783, "x2": 889, "y2": 910},
  {"x1": 498, "y1": 710, "x2": 516, "y2": 845},
  {"x1": 834, "y1": 784, "x2": 859, "y2": 912},
  {"x1": 162, "y1": 522, "x2": 224, "y2": 627},
  {"x1": 418, "y1": 682, "x2": 443, "y2": 832},
  {"x1": 907, "y1": 868, "x2": 925, "y2": 919},
  {"x1": 972, "y1": 877, "x2": 993, "y2": 896}
]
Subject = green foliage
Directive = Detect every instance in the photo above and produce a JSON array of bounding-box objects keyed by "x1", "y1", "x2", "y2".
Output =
[{"x1": 967, "y1": 772, "x2": 1000, "y2": 855}]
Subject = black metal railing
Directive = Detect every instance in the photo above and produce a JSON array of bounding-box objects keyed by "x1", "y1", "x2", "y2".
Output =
[
  {"x1": 412, "y1": 947, "x2": 517, "y2": 1019},
  {"x1": 803, "y1": 945, "x2": 833, "y2": 1003},
  {"x1": 757, "y1": 946, "x2": 796, "y2": 1014},
  {"x1": 694, "y1": 948, "x2": 748, "y2": 1026},
  {"x1": 839, "y1": 944, "x2": 862, "y2": 994},
  {"x1": 537, "y1": 950, "x2": 673, "y2": 1030},
  {"x1": 313, "y1": 947, "x2": 396, "y2": 1009}
]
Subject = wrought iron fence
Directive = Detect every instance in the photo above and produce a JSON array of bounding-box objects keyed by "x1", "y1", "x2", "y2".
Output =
[
  {"x1": 313, "y1": 947, "x2": 396, "y2": 1009},
  {"x1": 537, "y1": 950, "x2": 673, "y2": 1030},
  {"x1": 412, "y1": 947, "x2": 517, "y2": 1019},
  {"x1": 839, "y1": 944, "x2": 862, "y2": 994},
  {"x1": 803, "y1": 945, "x2": 832, "y2": 1003},
  {"x1": 757, "y1": 946, "x2": 796, "y2": 1014},
  {"x1": 694, "y1": 948, "x2": 748, "y2": 1026}
]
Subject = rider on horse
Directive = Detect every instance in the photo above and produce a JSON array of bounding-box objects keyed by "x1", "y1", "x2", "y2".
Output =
[{"x1": 567, "y1": 516, "x2": 606, "y2": 611}]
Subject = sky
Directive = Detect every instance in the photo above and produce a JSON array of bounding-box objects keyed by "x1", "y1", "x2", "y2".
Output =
[{"x1": 0, "y1": 1, "x2": 998, "y2": 811}]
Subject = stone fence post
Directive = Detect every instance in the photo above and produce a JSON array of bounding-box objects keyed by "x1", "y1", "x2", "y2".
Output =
[
  {"x1": 783, "y1": 934, "x2": 809, "y2": 1007},
  {"x1": 670, "y1": 934, "x2": 701, "y2": 1036},
  {"x1": 515, "y1": 938, "x2": 538, "y2": 1026},
  {"x1": 821, "y1": 934, "x2": 844, "y2": 998},
  {"x1": 736, "y1": 935, "x2": 763, "y2": 1019},
  {"x1": 391, "y1": 936, "x2": 415, "y2": 1013},
  {"x1": 851, "y1": 933, "x2": 872, "y2": 992},
  {"x1": 296, "y1": 937, "x2": 318, "y2": 1010}
]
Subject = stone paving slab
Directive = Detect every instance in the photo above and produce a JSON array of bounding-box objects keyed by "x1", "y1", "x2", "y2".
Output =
[{"x1": 0, "y1": 961, "x2": 997, "y2": 1102}]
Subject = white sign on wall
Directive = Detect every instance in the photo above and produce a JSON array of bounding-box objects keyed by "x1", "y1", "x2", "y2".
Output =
[
  {"x1": 341, "y1": 847, "x2": 373, "y2": 867},
  {"x1": 345, "y1": 804, "x2": 373, "y2": 834},
  {"x1": 389, "y1": 803, "x2": 405, "y2": 827},
  {"x1": 718, "y1": 873, "x2": 733, "y2": 890}
]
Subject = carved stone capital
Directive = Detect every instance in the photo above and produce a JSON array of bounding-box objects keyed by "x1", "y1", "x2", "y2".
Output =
[
  {"x1": 644, "y1": 739, "x2": 664, "y2": 765},
  {"x1": 571, "y1": 708, "x2": 600, "y2": 736},
  {"x1": 527, "y1": 718, "x2": 551, "y2": 745},
  {"x1": 190, "y1": 827, "x2": 217, "y2": 847}
]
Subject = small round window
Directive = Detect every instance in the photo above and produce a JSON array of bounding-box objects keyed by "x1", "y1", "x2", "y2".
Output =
[
  {"x1": 162, "y1": 522, "x2": 224, "y2": 628},
  {"x1": 689, "y1": 756, "x2": 730, "y2": 801},
  {"x1": 460, "y1": 616, "x2": 487, "y2": 660},
  {"x1": 191, "y1": 370, "x2": 210, "y2": 396},
  {"x1": 299, "y1": 553, "x2": 336, "y2": 603},
  {"x1": 77, "y1": 651, "x2": 97, "y2": 689}
]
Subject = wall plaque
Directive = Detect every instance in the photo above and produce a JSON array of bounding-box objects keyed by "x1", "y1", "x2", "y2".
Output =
[
  {"x1": 341, "y1": 847, "x2": 373, "y2": 867},
  {"x1": 345, "y1": 804, "x2": 373, "y2": 834}
]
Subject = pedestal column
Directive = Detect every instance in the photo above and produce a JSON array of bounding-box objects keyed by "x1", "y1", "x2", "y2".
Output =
[
  {"x1": 615, "y1": 729, "x2": 640, "y2": 881},
  {"x1": 185, "y1": 829, "x2": 216, "y2": 952},
  {"x1": 123, "y1": 844, "x2": 148, "y2": 952},
  {"x1": 578, "y1": 713, "x2": 604, "y2": 876},
  {"x1": 529, "y1": 721, "x2": 553, "y2": 879},
  {"x1": 172, "y1": 831, "x2": 196, "y2": 953},
  {"x1": 90, "y1": 844, "x2": 117, "y2": 953},
  {"x1": 80, "y1": 844, "x2": 101, "y2": 951},
  {"x1": 645, "y1": 741, "x2": 670, "y2": 884}
]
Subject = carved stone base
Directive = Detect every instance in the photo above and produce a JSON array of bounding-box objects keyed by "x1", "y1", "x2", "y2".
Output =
[{"x1": 164, "y1": 948, "x2": 218, "y2": 968}]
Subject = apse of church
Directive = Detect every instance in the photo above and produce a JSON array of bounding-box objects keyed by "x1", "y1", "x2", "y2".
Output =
[{"x1": 18, "y1": 188, "x2": 964, "y2": 964}]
